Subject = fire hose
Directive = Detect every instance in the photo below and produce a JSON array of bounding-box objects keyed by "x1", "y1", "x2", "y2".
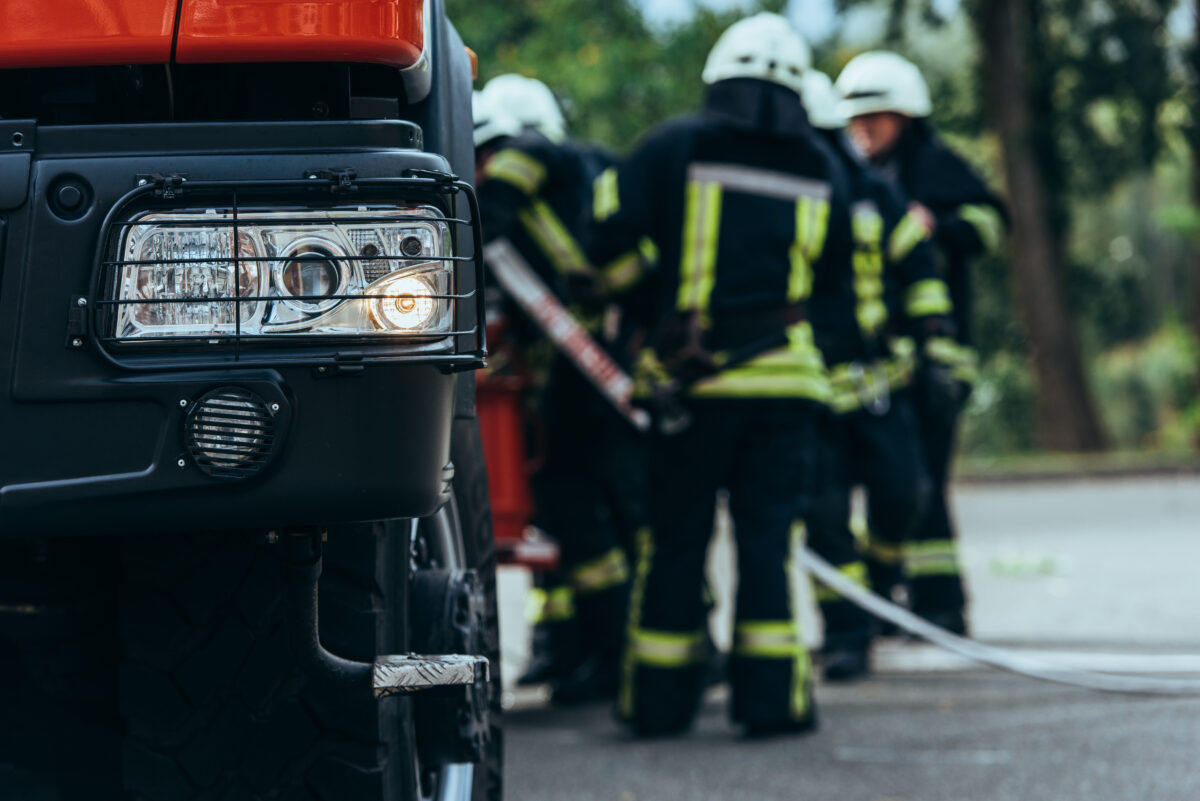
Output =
[{"x1": 798, "y1": 546, "x2": 1200, "y2": 696}]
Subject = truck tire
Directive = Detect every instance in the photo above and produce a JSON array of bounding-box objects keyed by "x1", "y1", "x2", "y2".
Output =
[
  {"x1": 117, "y1": 522, "x2": 413, "y2": 801},
  {"x1": 0, "y1": 536, "x2": 123, "y2": 801},
  {"x1": 117, "y1": 423, "x2": 499, "y2": 801},
  {"x1": 1, "y1": 435, "x2": 498, "y2": 801},
  {"x1": 450, "y1": 417, "x2": 503, "y2": 801}
]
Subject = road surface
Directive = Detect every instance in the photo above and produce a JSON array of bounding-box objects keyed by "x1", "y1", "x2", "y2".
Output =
[{"x1": 498, "y1": 475, "x2": 1200, "y2": 801}]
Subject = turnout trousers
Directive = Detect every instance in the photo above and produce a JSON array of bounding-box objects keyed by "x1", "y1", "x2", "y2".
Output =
[
  {"x1": 528, "y1": 357, "x2": 634, "y2": 673},
  {"x1": 908, "y1": 391, "x2": 968, "y2": 620},
  {"x1": 620, "y1": 399, "x2": 818, "y2": 735},
  {"x1": 806, "y1": 391, "x2": 929, "y2": 649}
]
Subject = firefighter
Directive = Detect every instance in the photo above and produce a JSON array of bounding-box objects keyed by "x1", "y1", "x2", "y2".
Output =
[
  {"x1": 591, "y1": 13, "x2": 853, "y2": 737},
  {"x1": 799, "y1": 70, "x2": 955, "y2": 679},
  {"x1": 836, "y1": 52, "x2": 1007, "y2": 634},
  {"x1": 474, "y1": 77, "x2": 633, "y2": 703}
]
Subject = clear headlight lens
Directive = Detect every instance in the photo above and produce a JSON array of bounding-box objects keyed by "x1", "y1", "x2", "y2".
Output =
[{"x1": 112, "y1": 207, "x2": 453, "y2": 340}]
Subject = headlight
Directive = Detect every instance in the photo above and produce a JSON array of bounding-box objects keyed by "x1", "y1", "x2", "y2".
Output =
[{"x1": 111, "y1": 206, "x2": 454, "y2": 341}]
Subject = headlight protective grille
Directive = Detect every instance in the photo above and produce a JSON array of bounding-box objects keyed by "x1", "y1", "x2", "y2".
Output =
[{"x1": 88, "y1": 172, "x2": 486, "y2": 371}]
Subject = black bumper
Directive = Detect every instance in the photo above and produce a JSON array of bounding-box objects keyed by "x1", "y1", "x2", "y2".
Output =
[{"x1": 0, "y1": 120, "x2": 481, "y2": 537}]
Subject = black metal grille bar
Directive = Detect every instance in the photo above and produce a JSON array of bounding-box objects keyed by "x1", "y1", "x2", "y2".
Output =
[
  {"x1": 87, "y1": 172, "x2": 487, "y2": 373},
  {"x1": 102, "y1": 254, "x2": 477, "y2": 266},
  {"x1": 107, "y1": 214, "x2": 474, "y2": 228}
]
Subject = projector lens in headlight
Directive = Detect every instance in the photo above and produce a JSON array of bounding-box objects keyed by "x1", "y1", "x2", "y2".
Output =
[
  {"x1": 111, "y1": 207, "x2": 453, "y2": 340},
  {"x1": 274, "y1": 238, "x2": 345, "y2": 312}
]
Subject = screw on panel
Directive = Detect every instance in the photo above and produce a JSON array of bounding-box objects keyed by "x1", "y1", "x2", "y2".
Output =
[
  {"x1": 265, "y1": 531, "x2": 280, "y2": 545},
  {"x1": 177, "y1": 459, "x2": 187, "y2": 469},
  {"x1": 270, "y1": 403, "x2": 281, "y2": 413},
  {"x1": 317, "y1": 366, "x2": 328, "y2": 373},
  {"x1": 179, "y1": 399, "x2": 188, "y2": 408},
  {"x1": 138, "y1": 178, "x2": 148, "y2": 186},
  {"x1": 76, "y1": 297, "x2": 87, "y2": 307},
  {"x1": 70, "y1": 338, "x2": 82, "y2": 348}
]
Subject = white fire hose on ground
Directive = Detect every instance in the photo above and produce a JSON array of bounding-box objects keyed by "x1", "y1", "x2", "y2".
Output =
[{"x1": 798, "y1": 546, "x2": 1200, "y2": 696}]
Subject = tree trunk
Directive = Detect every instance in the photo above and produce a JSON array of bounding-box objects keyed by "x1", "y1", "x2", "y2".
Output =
[
  {"x1": 1191, "y1": 8, "x2": 1200, "y2": 349},
  {"x1": 976, "y1": 0, "x2": 1108, "y2": 452}
]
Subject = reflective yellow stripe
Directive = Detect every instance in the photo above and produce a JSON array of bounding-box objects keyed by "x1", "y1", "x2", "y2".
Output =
[
  {"x1": 620, "y1": 527, "x2": 654, "y2": 719},
  {"x1": 631, "y1": 348, "x2": 672, "y2": 400},
  {"x1": 676, "y1": 180, "x2": 722, "y2": 314},
  {"x1": 518, "y1": 199, "x2": 593, "y2": 277},
  {"x1": 688, "y1": 322, "x2": 831, "y2": 401},
  {"x1": 734, "y1": 620, "x2": 801, "y2": 658},
  {"x1": 570, "y1": 547, "x2": 630, "y2": 595},
  {"x1": 813, "y1": 561, "x2": 869, "y2": 604},
  {"x1": 639, "y1": 236, "x2": 660, "y2": 267},
  {"x1": 788, "y1": 195, "x2": 831, "y2": 303},
  {"x1": 888, "y1": 210, "x2": 929, "y2": 263},
  {"x1": 600, "y1": 235, "x2": 658, "y2": 296},
  {"x1": 825, "y1": 336, "x2": 920, "y2": 413},
  {"x1": 925, "y1": 337, "x2": 979, "y2": 384},
  {"x1": 525, "y1": 586, "x2": 575, "y2": 624},
  {"x1": 593, "y1": 167, "x2": 620, "y2": 222},
  {"x1": 600, "y1": 251, "x2": 643, "y2": 294},
  {"x1": 851, "y1": 202, "x2": 887, "y2": 336},
  {"x1": 827, "y1": 360, "x2": 891, "y2": 415},
  {"x1": 629, "y1": 627, "x2": 707, "y2": 668},
  {"x1": 864, "y1": 537, "x2": 904, "y2": 565},
  {"x1": 905, "y1": 278, "x2": 953, "y2": 317},
  {"x1": 485, "y1": 149, "x2": 546, "y2": 196},
  {"x1": 959, "y1": 204, "x2": 1005, "y2": 254},
  {"x1": 786, "y1": 521, "x2": 813, "y2": 719},
  {"x1": 905, "y1": 539, "x2": 961, "y2": 577}
]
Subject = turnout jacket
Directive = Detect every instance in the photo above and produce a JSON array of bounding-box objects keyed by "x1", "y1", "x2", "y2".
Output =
[
  {"x1": 479, "y1": 128, "x2": 605, "y2": 303},
  {"x1": 590, "y1": 79, "x2": 856, "y2": 402},
  {"x1": 873, "y1": 122, "x2": 1007, "y2": 349},
  {"x1": 812, "y1": 130, "x2": 954, "y2": 412}
]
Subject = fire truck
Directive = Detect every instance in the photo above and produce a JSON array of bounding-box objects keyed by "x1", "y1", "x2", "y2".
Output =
[{"x1": 0, "y1": 2, "x2": 501, "y2": 799}]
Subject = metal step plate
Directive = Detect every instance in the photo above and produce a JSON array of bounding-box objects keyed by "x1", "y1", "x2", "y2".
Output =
[{"x1": 373, "y1": 654, "x2": 489, "y2": 698}]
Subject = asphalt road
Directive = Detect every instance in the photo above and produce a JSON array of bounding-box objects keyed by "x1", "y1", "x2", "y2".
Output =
[{"x1": 498, "y1": 475, "x2": 1200, "y2": 801}]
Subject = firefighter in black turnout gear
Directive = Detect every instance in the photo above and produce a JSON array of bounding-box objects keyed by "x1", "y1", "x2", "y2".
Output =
[
  {"x1": 837, "y1": 52, "x2": 1008, "y2": 633},
  {"x1": 474, "y1": 75, "x2": 634, "y2": 702},
  {"x1": 591, "y1": 14, "x2": 852, "y2": 737},
  {"x1": 799, "y1": 70, "x2": 955, "y2": 680}
]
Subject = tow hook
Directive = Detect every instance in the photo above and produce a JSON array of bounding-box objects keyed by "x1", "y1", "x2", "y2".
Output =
[{"x1": 280, "y1": 530, "x2": 488, "y2": 698}]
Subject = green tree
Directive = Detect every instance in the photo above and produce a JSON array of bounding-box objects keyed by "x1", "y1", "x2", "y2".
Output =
[
  {"x1": 843, "y1": 0, "x2": 1176, "y2": 450},
  {"x1": 448, "y1": 0, "x2": 782, "y2": 149}
]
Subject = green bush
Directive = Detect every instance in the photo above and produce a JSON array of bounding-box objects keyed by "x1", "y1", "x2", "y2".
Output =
[
  {"x1": 1091, "y1": 322, "x2": 1199, "y2": 451},
  {"x1": 959, "y1": 350, "x2": 1038, "y2": 456}
]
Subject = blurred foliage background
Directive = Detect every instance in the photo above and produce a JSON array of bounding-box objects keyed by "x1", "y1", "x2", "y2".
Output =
[{"x1": 449, "y1": 0, "x2": 1200, "y2": 462}]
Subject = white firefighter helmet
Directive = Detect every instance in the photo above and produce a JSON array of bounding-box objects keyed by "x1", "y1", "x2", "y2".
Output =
[
  {"x1": 481, "y1": 74, "x2": 567, "y2": 143},
  {"x1": 801, "y1": 70, "x2": 846, "y2": 130},
  {"x1": 701, "y1": 12, "x2": 811, "y2": 96},
  {"x1": 835, "y1": 51, "x2": 932, "y2": 119},
  {"x1": 473, "y1": 90, "x2": 522, "y2": 149}
]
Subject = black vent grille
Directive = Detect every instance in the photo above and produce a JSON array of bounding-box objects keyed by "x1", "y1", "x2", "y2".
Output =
[{"x1": 185, "y1": 387, "x2": 276, "y2": 479}]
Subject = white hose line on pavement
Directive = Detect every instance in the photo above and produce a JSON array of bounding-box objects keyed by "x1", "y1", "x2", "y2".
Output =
[{"x1": 798, "y1": 546, "x2": 1200, "y2": 696}]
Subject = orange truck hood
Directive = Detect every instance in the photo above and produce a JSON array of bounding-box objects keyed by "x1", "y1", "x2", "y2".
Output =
[{"x1": 0, "y1": 0, "x2": 423, "y2": 69}]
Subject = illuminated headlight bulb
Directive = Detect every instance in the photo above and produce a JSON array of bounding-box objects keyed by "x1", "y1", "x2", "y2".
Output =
[{"x1": 369, "y1": 273, "x2": 439, "y2": 331}]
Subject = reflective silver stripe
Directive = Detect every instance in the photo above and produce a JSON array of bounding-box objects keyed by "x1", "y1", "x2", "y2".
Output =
[
  {"x1": 851, "y1": 199, "x2": 878, "y2": 219},
  {"x1": 688, "y1": 162, "x2": 832, "y2": 203}
]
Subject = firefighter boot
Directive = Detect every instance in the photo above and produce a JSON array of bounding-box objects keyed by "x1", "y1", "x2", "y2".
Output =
[
  {"x1": 517, "y1": 581, "x2": 582, "y2": 686},
  {"x1": 822, "y1": 647, "x2": 870, "y2": 682}
]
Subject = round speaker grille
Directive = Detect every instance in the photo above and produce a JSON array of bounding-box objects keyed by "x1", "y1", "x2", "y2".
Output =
[{"x1": 184, "y1": 387, "x2": 276, "y2": 479}]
